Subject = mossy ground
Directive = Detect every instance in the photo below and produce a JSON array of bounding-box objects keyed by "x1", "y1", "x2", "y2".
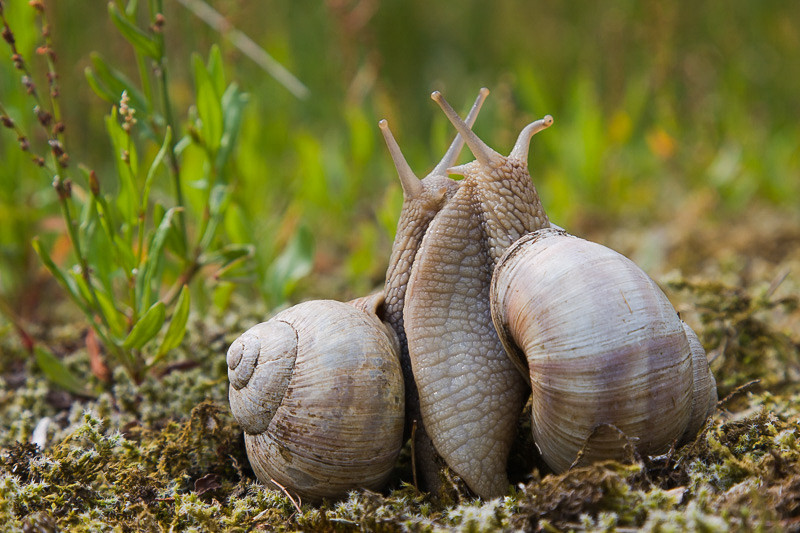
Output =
[{"x1": 1, "y1": 206, "x2": 798, "y2": 532}]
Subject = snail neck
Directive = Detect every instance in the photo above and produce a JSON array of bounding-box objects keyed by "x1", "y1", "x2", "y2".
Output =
[{"x1": 462, "y1": 159, "x2": 550, "y2": 264}]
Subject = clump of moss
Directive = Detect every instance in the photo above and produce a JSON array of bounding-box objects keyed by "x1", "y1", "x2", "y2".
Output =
[
  {"x1": 510, "y1": 462, "x2": 646, "y2": 530},
  {"x1": 2, "y1": 216, "x2": 800, "y2": 530},
  {"x1": 0, "y1": 402, "x2": 255, "y2": 530},
  {"x1": 668, "y1": 276, "x2": 800, "y2": 396}
]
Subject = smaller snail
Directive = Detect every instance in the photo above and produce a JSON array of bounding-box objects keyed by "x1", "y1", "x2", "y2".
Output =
[
  {"x1": 227, "y1": 299, "x2": 404, "y2": 502},
  {"x1": 490, "y1": 228, "x2": 718, "y2": 472}
]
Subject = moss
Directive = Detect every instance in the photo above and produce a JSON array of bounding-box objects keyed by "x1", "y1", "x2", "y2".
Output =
[
  {"x1": 1, "y1": 215, "x2": 799, "y2": 530},
  {"x1": 3, "y1": 386, "x2": 800, "y2": 531},
  {"x1": 667, "y1": 276, "x2": 800, "y2": 397}
]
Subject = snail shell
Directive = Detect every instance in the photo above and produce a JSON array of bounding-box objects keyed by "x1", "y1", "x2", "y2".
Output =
[
  {"x1": 490, "y1": 228, "x2": 717, "y2": 472},
  {"x1": 227, "y1": 299, "x2": 405, "y2": 502}
]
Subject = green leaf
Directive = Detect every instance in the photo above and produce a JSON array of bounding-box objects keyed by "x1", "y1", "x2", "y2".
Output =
[
  {"x1": 263, "y1": 224, "x2": 314, "y2": 305},
  {"x1": 77, "y1": 199, "x2": 116, "y2": 300},
  {"x1": 122, "y1": 300, "x2": 165, "y2": 350},
  {"x1": 154, "y1": 202, "x2": 187, "y2": 259},
  {"x1": 108, "y1": 2, "x2": 159, "y2": 59},
  {"x1": 198, "y1": 183, "x2": 230, "y2": 250},
  {"x1": 156, "y1": 285, "x2": 190, "y2": 359},
  {"x1": 105, "y1": 107, "x2": 138, "y2": 226},
  {"x1": 113, "y1": 233, "x2": 138, "y2": 275},
  {"x1": 200, "y1": 243, "x2": 254, "y2": 280},
  {"x1": 86, "y1": 53, "x2": 149, "y2": 113},
  {"x1": 206, "y1": 44, "x2": 226, "y2": 97},
  {"x1": 142, "y1": 127, "x2": 172, "y2": 211},
  {"x1": 85, "y1": 66, "x2": 121, "y2": 105},
  {"x1": 135, "y1": 207, "x2": 180, "y2": 310},
  {"x1": 199, "y1": 243, "x2": 254, "y2": 268},
  {"x1": 32, "y1": 238, "x2": 91, "y2": 318},
  {"x1": 94, "y1": 288, "x2": 128, "y2": 341},
  {"x1": 192, "y1": 52, "x2": 223, "y2": 153},
  {"x1": 35, "y1": 346, "x2": 92, "y2": 397},
  {"x1": 217, "y1": 84, "x2": 249, "y2": 170},
  {"x1": 68, "y1": 269, "x2": 95, "y2": 312}
]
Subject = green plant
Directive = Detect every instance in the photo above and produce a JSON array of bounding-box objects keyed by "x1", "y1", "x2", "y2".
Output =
[{"x1": 0, "y1": 0, "x2": 261, "y2": 386}]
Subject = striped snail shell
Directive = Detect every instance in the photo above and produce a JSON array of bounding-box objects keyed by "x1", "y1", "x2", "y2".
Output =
[
  {"x1": 227, "y1": 299, "x2": 405, "y2": 502},
  {"x1": 490, "y1": 228, "x2": 717, "y2": 472}
]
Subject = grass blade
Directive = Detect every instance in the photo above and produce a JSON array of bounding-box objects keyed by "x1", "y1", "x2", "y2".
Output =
[
  {"x1": 35, "y1": 346, "x2": 93, "y2": 397},
  {"x1": 154, "y1": 284, "x2": 190, "y2": 361},
  {"x1": 122, "y1": 300, "x2": 165, "y2": 350},
  {"x1": 108, "y1": 2, "x2": 160, "y2": 59}
]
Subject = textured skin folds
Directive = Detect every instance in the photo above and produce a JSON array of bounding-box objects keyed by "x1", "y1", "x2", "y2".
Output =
[
  {"x1": 381, "y1": 90, "x2": 488, "y2": 493},
  {"x1": 383, "y1": 176, "x2": 459, "y2": 386},
  {"x1": 382, "y1": 176, "x2": 458, "y2": 492},
  {"x1": 402, "y1": 96, "x2": 553, "y2": 498},
  {"x1": 404, "y1": 156, "x2": 549, "y2": 498}
]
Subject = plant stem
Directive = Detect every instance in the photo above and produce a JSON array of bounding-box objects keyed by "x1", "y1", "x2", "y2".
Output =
[{"x1": 150, "y1": 0, "x2": 188, "y2": 253}]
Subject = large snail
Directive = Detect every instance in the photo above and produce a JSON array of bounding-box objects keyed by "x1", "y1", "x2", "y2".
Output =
[
  {"x1": 225, "y1": 89, "x2": 717, "y2": 502},
  {"x1": 490, "y1": 228, "x2": 717, "y2": 473}
]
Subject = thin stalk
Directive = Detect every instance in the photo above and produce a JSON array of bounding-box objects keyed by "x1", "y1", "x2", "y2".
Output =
[
  {"x1": 162, "y1": 257, "x2": 201, "y2": 306},
  {"x1": 55, "y1": 187, "x2": 108, "y2": 326},
  {"x1": 135, "y1": 52, "x2": 153, "y2": 105},
  {"x1": 38, "y1": 8, "x2": 63, "y2": 140},
  {"x1": 175, "y1": 0, "x2": 309, "y2": 99},
  {"x1": 192, "y1": 143, "x2": 218, "y2": 251},
  {"x1": 150, "y1": 0, "x2": 187, "y2": 252}
]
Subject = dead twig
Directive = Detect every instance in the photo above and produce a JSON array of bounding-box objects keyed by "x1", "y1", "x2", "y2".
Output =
[{"x1": 270, "y1": 478, "x2": 302, "y2": 514}]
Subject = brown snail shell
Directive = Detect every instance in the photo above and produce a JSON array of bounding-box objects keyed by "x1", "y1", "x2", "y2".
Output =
[
  {"x1": 227, "y1": 299, "x2": 405, "y2": 502},
  {"x1": 490, "y1": 228, "x2": 717, "y2": 472}
]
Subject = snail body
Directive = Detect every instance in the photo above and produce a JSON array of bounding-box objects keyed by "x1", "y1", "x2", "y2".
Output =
[
  {"x1": 227, "y1": 299, "x2": 404, "y2": 502},
  {"x1": 490, "y1": 228, "x2": 717, "y2": 472},
  {"x1": 226, "y1": 89, "x2": 717, "y2": 502},
  {"x1": 381, "y1": 89, "x2": 489, "y2": 493},
  {"x1": 402, "y1": 93, "x2": 552, "y2": 498}
]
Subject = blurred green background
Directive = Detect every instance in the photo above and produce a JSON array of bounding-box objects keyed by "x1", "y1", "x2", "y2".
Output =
[{"x1": 1, "y1": 0, "x2": 798, "y2": 324}]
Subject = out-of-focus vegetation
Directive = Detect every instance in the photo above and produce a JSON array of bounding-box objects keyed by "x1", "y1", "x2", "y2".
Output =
[
  {"x1": 1, "y1": 2, "x2": 799, "y2": 530},
  {"x1": 2, "y1": 1, "x2": 798, "y2": 320}
]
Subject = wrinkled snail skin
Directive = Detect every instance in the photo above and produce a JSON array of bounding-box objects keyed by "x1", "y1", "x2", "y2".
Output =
[
  {"x1": 380, "y1": 89, "x2": 489, "y2": 493},
  {"x1": 490, "y1": 228, "x2": 718, "y2": 473},
  {"x1": 402, "y1": 92, "x2": 553, "y2": 498},
  {"x1": 227, "y1": 299, "x2": 404, "y2": 503},
  {"x1": 226, "y1": 88, "x2": 718, "y2": 503},
  {"x1": 382, "y1": 88, "x2": 489, "y2": 362}
]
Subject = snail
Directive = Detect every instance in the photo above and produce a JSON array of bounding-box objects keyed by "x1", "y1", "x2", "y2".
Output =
[
  {"x1": 225, "y1": 92, "x2": 487, "y2": 502},
  {"x1": 402, "y1": 92, "x2": 553, "y2": 498},
  {"x1": 490, "y1": 228, "x2": 718, "y2": 473},
  {"x1": 226, "y1": 298, "x2": 404, "y2": 502},
  {"x1": 380, "y1": 88, "x2": 489, "y2": 493},
  {"x1": 404, "y1": 92, "x2": 715, "y2": 497},
  {"x1": 225, "y1": 89, "x2": 717, "y2": 502}
]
